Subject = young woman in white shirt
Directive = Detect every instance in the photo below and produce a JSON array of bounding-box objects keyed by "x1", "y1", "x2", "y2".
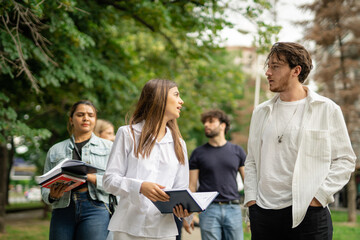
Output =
[{"x1": 103, "y1": 79, "x2": 190, "y2": 240}]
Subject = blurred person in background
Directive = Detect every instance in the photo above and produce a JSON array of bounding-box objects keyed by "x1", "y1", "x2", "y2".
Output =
[
  {"x1": 187, "y1": 109, "x2": 246, "y2": 240},
  {"x1": 94, "y1": 119, "x2": 115, "y2": 142}
]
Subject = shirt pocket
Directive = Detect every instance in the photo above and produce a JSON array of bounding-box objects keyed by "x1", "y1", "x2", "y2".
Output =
[
  {"x1": 304, "y1": 130, "x2": 331, "y2": 161},
  {"x1": 90, "y1": 148, "x2": 110, "y2": 170}
]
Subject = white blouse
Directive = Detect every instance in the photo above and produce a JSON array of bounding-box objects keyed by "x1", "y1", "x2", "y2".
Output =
[{"x1": 103, "y1": 121, "x2": 189, "y2": 238}]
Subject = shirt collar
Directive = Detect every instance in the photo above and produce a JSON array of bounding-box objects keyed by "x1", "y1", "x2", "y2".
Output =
[
  {"x1": 70, "y1": 133, "x2": 101, "y2": 147},
  {"x1": 260, "y1": 85, "x2": 326, "y2": 111},
  {"x1": 304, "y1": 86, "x2": 328, "y2": 104},
  {"x1": 131, "y1": 121, "x2": 173, "y2": 143}
]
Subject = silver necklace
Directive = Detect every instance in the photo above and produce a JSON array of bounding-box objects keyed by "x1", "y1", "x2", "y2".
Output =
[{"x1": 274, "y1": 99, "x2": 300, "y2": 143}]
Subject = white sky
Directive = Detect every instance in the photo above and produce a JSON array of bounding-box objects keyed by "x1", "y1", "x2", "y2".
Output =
[{"x1": 221, "y1": 0, "x2": 314, "y2": 47}]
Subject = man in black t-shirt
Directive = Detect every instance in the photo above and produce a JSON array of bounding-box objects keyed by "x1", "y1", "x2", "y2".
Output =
[{"x1": 187, "y1": 109, "x2": 246, "y2": 240}]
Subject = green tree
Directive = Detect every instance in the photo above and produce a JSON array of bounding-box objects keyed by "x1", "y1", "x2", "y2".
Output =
[{"x1": 0, "y1": 0, "x2": 279, "y2": 232}]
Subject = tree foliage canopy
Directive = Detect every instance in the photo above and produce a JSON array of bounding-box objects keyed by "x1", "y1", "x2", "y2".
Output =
[{"x1": 0, "y1": 0, "x2": 278, "y2": 168}]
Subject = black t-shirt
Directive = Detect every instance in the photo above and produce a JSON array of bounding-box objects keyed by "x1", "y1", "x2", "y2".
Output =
[
  {"x1": 72, "y1": 139, "x2": 90, "y2": 160},
  {"x1": 189, "y1": 142, "x2": 246, "y2": 201},
  {"x1": 72, "y1": 139, "x2": 90, "y2": 191}
]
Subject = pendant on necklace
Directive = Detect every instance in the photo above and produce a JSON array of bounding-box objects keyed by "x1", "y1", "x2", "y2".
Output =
[{"x1": 277, "y1": 135, "x2": 283, "y2": 143}]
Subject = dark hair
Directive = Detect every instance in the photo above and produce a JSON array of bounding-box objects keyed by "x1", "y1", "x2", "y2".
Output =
[
  {"x1": 201, "y1": 109, "x2": 230, "y2": 134},
  {"x1": 67, "y1": 100, "x2": 97, "y2": 135},
  {"x1": 129, "y1": 79, "x2": 185, "y2": 164},
  {"x1": 265, "y1": 42, "x2": 313, "y2": 83}
]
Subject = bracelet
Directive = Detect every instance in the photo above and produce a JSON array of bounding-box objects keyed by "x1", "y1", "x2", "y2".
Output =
[{"x1": 49, "y1": 195, "x2": 59, "y2": 202}]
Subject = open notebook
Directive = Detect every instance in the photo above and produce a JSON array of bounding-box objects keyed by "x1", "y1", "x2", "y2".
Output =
[{"x1": 152, "y1": 188, "x2": 218, "y2": 213}]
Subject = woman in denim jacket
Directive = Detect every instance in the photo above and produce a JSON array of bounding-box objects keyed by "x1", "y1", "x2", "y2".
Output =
[{"x1": 41, "y1": 100, "x2": 113, "y2": 240}]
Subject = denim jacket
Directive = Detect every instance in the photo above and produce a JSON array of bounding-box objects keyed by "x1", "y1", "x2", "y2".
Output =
[{"x1": 41, "y1": 133, "x2": 113, "y2": 209}]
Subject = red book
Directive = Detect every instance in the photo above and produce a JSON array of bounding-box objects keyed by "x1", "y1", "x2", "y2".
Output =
[
  {"x1": 37, "y1": 159, "x2": 101, "y2": 191},
  {"x1": 41, "y1": 173, "x2": 86, "y2": 192}
]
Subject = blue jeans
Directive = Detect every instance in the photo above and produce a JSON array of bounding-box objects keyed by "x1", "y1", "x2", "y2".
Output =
[
  {"x1": 199, "y1": 203, "x2": 243, "y2": 240},
  {"x1": 50, "y1": 191, "x2": 110, "y2": 240}
]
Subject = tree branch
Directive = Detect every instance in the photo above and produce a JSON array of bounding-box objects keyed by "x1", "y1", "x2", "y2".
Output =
[
  {"x1": 1, "y1": 13, "x2": 40, "y2": 93},
  {"x1": 13, "y1": 1, "x2": 57, "y2": 66},
  {"x1": 97, "y1": 0, "x2": 190, "y2": 70}
]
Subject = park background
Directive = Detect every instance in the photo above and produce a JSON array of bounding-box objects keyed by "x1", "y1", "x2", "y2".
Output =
[{"x1": 1, "y1": 0, "x2": 360, "y2": 239}]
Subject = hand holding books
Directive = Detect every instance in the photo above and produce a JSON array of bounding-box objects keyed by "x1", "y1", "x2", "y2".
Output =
[
  {"x1": 140, "y1": 182, "x2": 192, "y2": 219},
  {"x1": 140, "y1": 182, "x2": 170, "y2": 202},
  {"x1": 49, "y1": 181, "x2": 70, "y2": 201},
  {"x1": 38, "y1": 159, "x2": 101, "y2": 194},
  {"x1": 85, "y1": 173, "x2": 97, "y2": 185},
  {"x1": 151, "y1": 188, "x2": 218, "y2": 214},
  {"x1": 173, "y1": 203, "x2": 191, "y2": 219}
]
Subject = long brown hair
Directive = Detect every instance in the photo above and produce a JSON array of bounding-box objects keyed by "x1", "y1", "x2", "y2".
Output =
[{"x1": 129, "y1": 79, "x2": 185, "y2": 164}]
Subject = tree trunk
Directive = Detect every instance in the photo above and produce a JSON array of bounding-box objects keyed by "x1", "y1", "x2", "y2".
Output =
[
  {"x1": 347, "y1": 172, "x2": 357, "y2": 223},
  {"x1": 0, "y1": 144, "x2": 9, "y2": 233},
  {"x1": 5, "y1": 137, "x2": 14, "y2": 205}
]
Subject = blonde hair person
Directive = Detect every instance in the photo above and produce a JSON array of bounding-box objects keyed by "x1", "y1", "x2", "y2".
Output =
[{"x1": 94, "y1": 119, "x2": 115, "y2": 141}]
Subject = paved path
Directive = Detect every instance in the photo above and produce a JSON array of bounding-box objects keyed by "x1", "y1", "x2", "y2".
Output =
[{"x1": 182, "y1": 227, "x2": 201, "y2": 240}]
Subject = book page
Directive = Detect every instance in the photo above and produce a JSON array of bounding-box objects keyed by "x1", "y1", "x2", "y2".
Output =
[
  {"x1": 152, "y1": 189, "x2": 218, "y2": 213},
  {"x1": 38, "y1": 159, "x2": 99, "y2": 185},
  {"x1": 192, "y1": 192, "x2": 218, "y2": 209},
  {"x1": 37, "y1": 158, "x2": 71, "y2": 183}
]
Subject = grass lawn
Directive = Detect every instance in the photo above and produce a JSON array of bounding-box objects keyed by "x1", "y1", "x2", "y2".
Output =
[
  {"x1": 1, "y1": 219, "x2": 49, "y2": 240},
  {"x1": 1, "y1": 210, "x2": 359, "y2": 240},
  {"x1": 332, "y1": 210, "x2": 360, "y2": 240}
]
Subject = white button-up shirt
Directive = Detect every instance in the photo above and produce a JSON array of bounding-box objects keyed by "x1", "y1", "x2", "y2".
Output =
[
  {"x1": 244, "y1": 87, "x2": 356, "y2": 228},
  {"x1": 103, "y1": 122, "x2": 189, "y2": 238}
]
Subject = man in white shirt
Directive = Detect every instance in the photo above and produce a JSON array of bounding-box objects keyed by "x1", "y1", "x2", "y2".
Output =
[{"x1": 244, "y1": 42, "x2": 356, "y2": 240}]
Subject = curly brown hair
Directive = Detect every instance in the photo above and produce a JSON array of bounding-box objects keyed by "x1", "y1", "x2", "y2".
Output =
[{"x1": 201, "y1": 109, "x2": 230, "y2": 134}]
